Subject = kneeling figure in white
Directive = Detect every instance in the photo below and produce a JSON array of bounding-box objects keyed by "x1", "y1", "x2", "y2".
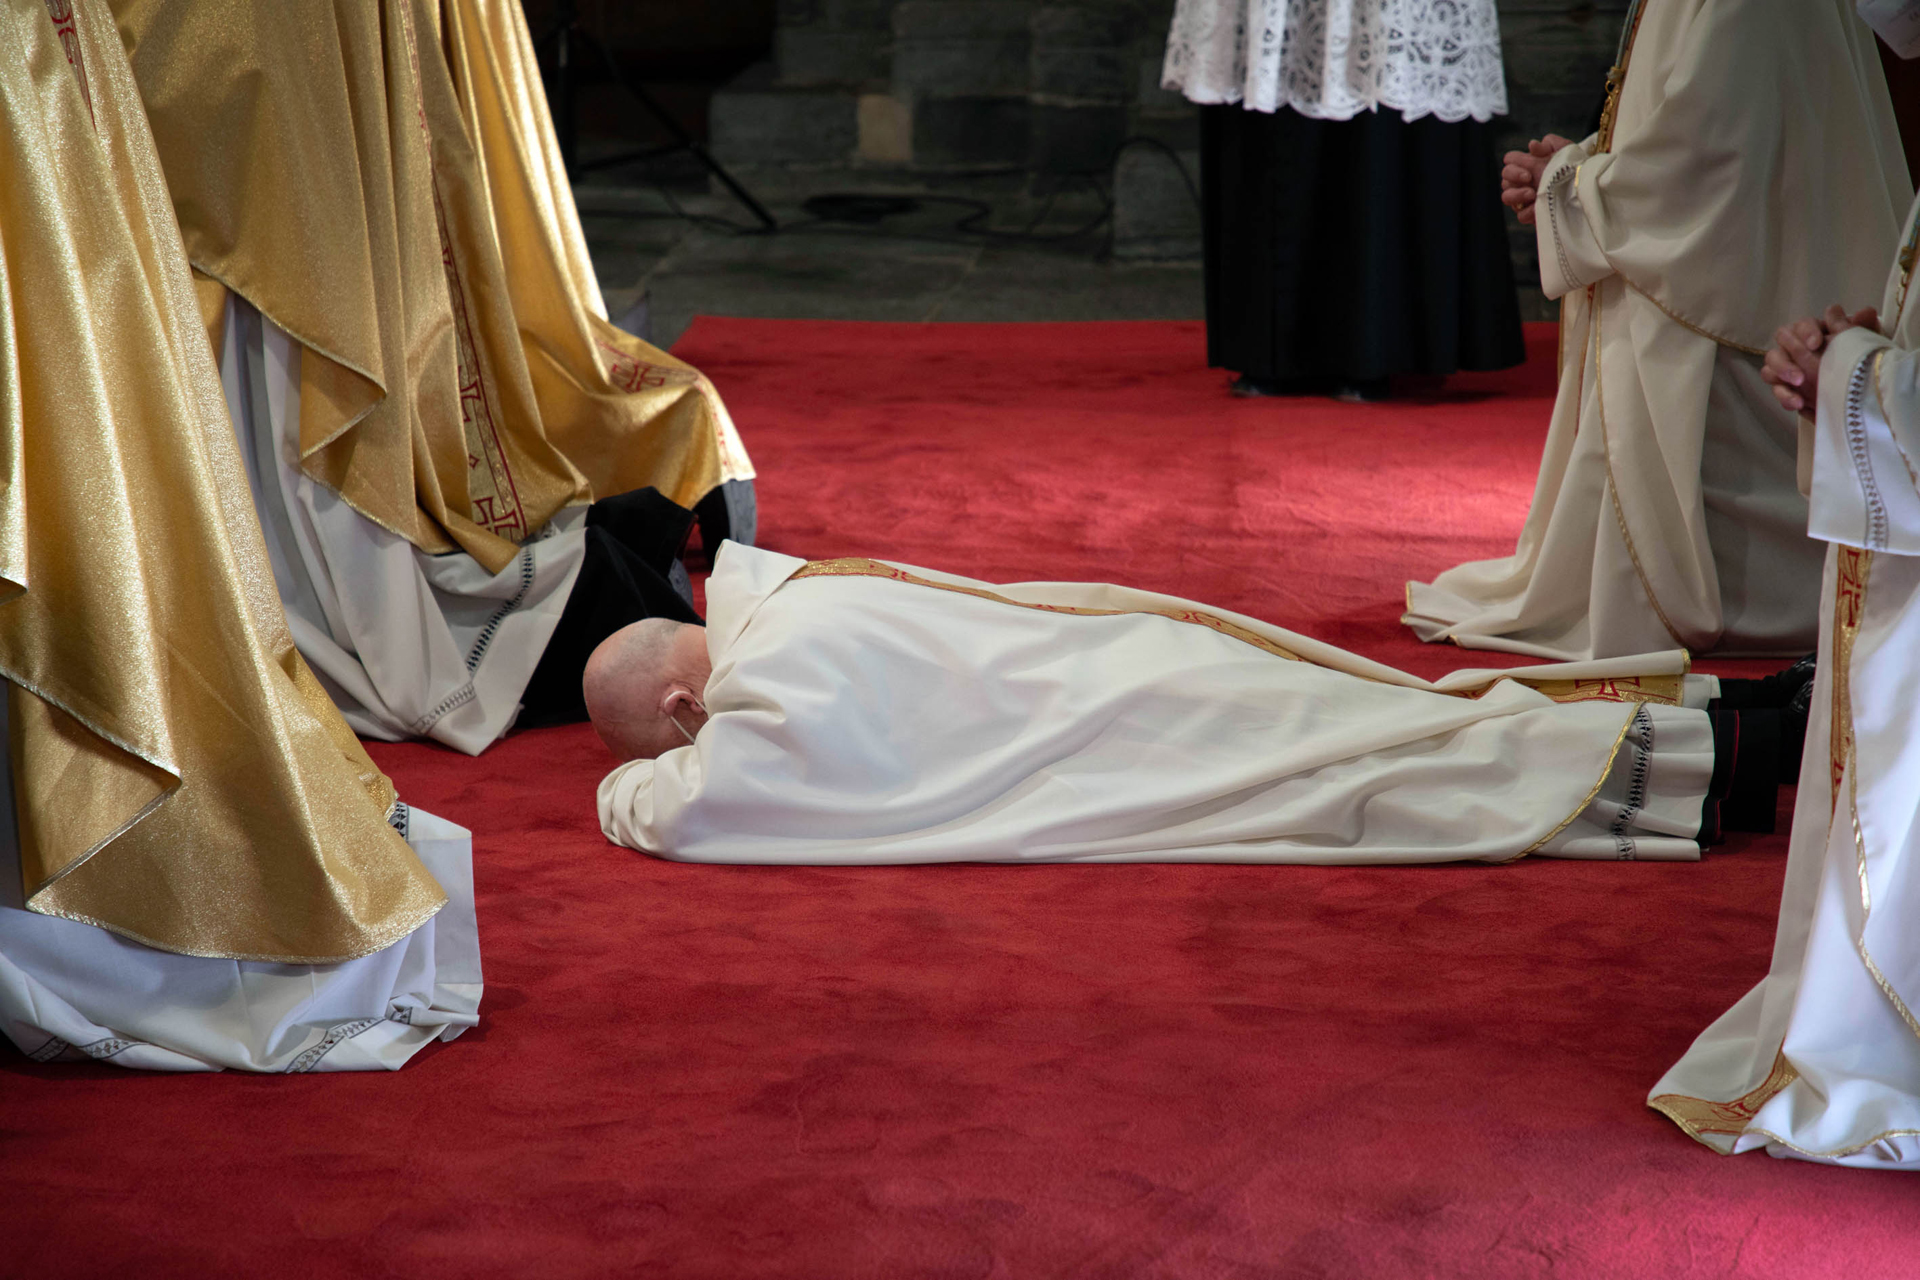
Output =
[{"x1": 1647, "y1": 189, "x2": 1920, "y2": 1170}]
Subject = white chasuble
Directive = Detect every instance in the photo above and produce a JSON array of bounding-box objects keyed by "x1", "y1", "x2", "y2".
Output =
[
  {"x1": 1405, "y1": 0, "x2": 1909, "y2": 660},
  {"x1": 1649, "y1": 196, "x2": 1920, "y2": 1169},
  {"x1": 601, "y1": 545, "x2": 1714, "y2": 867}
]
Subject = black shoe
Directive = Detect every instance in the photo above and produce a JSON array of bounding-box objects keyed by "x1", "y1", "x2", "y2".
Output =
[
  {"x1": 1712, "y1": 652, "x2": 1816, "y2": 711},
  {"x1": 1755, "y1": 652, "x2": 1817, "y2": 707}
]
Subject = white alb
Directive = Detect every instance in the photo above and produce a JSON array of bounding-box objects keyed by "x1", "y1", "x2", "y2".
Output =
[{"x1": 1161, "y1": 0, "x2": 1508, "y2": 123}]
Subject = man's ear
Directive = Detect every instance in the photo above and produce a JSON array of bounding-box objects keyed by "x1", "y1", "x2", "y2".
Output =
[{"x1": 660, "y1": 684, "x2": 699, "y2": 719}]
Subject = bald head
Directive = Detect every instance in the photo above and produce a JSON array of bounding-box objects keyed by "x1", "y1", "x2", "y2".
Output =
[{"x1": 583, "y1": 619, "x2": 712, "y2": 761}]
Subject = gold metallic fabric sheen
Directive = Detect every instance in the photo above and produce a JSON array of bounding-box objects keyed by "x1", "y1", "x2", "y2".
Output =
[
  {"x1": 112, "y1": 0, "x2": 750, "y2": 576},
  {"x1": 0, "y1": 0, "x2": 445, "y2": 962},
  {"x1": 444, "y1": 0, "x2": 752, "y2": 506}
]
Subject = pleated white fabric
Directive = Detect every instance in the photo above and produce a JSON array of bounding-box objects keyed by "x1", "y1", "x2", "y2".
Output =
[
  {"x1": 1649, "y1": 197, "x2": 1920, "y2": 1168},
  {"x1": 0, "y1": 686, "x2": 482, "y2": 1072},
  {"x1": 601, "y1": 546, "x2": 1713, "y2": 867},
  {"x1": 217, "y1": 296, "x2": 585, "y2": 755}
]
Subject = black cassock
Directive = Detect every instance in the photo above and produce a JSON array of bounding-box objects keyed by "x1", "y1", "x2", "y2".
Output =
[{"x1": 1199, "y1": 104, "x2": 1525, "y2": 387}]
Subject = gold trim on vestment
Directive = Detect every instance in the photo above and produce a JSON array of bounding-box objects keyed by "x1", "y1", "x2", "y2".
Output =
[
  {"x1": 1830, "y1": 547, "x2": 1868, "y2": 811},
  {"x1": 1510, "y1": 704, "x2": 1640, "y2": 861},
  {"x1": 1723, "y1": 1124, "x2": 1920, "y2": 1161},
  {"x1": 1, "y1": 0, "x2": 445, "y2": 962},
  {"x1": 794, "y1": 558, "x2": 1318, "y2": 661},
  {"x1": 793, "y1": 559, "x2": 1673, "y2": 864},
  {"x1": 1593, "y1": 0, "x2": 1649, "y2": 156},
  {"x1": 1650, "y1": 544, "x2": 1920, "y2": 1159},
  {"x1": 793, "y1": 559, "x2": 1682, "y2": 706},
  {"x1": 1588, "y1": 290, "x2": 1692, "y2": 649},
  {"x1": 1893, "y1": 207, "x2": 1920, "y2": 330},
  {"x1": 1653, "y1": 1050, "x2": 1920, "y2": 1160},
  {"x1": 1649, "y1": 1051, "x2": 1800, "y2": 1145},
  {"x1": 1830, "y1": 550, "x2": 1920, "y2": 1040},
  {"x1": 22, "y1": 895, "x2": 438, "y2": 967},
  {"x1": 1588, "y1": 2, "x2": 1790, "y2": 355},
  {"x1": 1622, "y1": 281, "x2": 1768, "y2": 357}
]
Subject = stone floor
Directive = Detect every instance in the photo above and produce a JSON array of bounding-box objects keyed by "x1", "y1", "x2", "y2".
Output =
[{"x1": 574, "y1": 176, "x2": 1206, "y2": 349}]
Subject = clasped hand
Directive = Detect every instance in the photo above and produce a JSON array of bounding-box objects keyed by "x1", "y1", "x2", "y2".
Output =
[
  {"x1": 1500, "y1": 135, "x2": 1575, "y2": 225},
  {"x1": 1762, "y1": 305, "x2": 1881, "y2": 417}
]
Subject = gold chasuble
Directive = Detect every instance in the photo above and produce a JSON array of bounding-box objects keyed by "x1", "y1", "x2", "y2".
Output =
[
  {"x1": 109, "y1": 0, "x2": 752, "y2": 576},
  {"x1": 0, "y1": 0, "x2": 444, "y2": 962},
  {"x1": 443, "y1": 0, "x2": 753, "y2": 505}
]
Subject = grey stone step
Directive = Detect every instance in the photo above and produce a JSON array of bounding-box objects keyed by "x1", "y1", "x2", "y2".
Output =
[{"x1": 710, "y1": 62, "x2": 860, "y2": 166}]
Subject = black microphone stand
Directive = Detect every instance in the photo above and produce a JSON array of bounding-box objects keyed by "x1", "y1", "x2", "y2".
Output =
[{"x1": 533, "y1": 0, "x2": 777, "y2": 231}]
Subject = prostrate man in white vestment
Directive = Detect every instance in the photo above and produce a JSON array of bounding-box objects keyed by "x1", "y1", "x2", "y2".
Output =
[
  {"x1": 1405, "y1": 0, "x2": 1909, "y2": 660},
  {"x1": 1647, "y1": 182, "x2": 1920, "y2": 1169},
  {"x1": 594, "y1": 545, "x2": 1808, "y2": 867},
  {"x1": 0, "y1": 0, "x2": 478, "y2": 1073},
  {"x1": 105, "y1": 0, "x2": 756, "y2": 754}
]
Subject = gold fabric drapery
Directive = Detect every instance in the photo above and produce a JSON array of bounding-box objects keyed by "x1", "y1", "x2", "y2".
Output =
[
  {"x1": 0, "y1": 0, "x2": 445, "y2": 962},
  {"x1": 110, "y1": 0, "x2": 752, "y2": 578},
  {"x1": 444, "y1": 0, "x2": 753, "y2": 504}
]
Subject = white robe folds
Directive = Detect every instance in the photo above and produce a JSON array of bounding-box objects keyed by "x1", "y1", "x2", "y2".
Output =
[
  {"x1": 0, "y1": 805, "x2": 479, "y2": 1072},
  {"x1": 1405, "y1": 0, "x2": 1908, "y2": 660},
  {"x1": 0, "y1": 689, "x2": 481, "y2": 1073},
  {"x1": 218, "y1": 298, "x2": 586, "y2": 756},
  {"x1": 601, "y1": 545, "x2": 1716, "y2": 866},
  {"x1": 1649, "y1": 197, "x2": 1920, "y2": 1169}
]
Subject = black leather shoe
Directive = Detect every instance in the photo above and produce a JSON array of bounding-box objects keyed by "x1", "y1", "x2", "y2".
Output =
[
  {"x1": 1713, "y1": 652, "x2": 1817, "y2": 711},
  {"x1": 1756, "y1": 652, "x2": 1818, "y2": 708}
]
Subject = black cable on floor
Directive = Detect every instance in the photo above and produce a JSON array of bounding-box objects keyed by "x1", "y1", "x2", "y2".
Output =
[{"x1": 585, "y1": 133, "x2": 1201, "y2": 258}]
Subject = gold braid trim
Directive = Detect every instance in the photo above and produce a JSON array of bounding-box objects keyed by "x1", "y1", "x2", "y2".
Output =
[
  {"x1": 1594, "y1": 0, "x2": 1650, "y2": 154},
  {"x1": 1590, "y1": 291, "x2": 1694, "y2": 649},
  {"x1": 1649, "y1": 1051, "x2": 1799, "y2": 1144},
  {"x1": 1621, "y1": 282, "x2": 1768, "y2": 357},
  {"x1": 795, "y1": 558, "x2": 1678, "y2": 863},
  {"x1": 1657, "y1": 550, "x2": 1920, "y2": 1159},
  {"x1": 1895, "y1": 209, "x2": 1920, "y2": 329},
  {"x1": 1830, "y1": 547, "x2": 1869, "y2": 812},
  {"x1": 1830, "y1": 550, "x2": 1920, "y2": 1040},
  {"x1": 1508, "y1": 704, "x2": 1639, "y2": 861},
  {"x1": 790, "y1": 558, "x2": 1682, "y2": 707}
]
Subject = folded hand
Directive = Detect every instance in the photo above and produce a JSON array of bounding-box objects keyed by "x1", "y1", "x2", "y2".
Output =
[
  {"x1": 1501, "y1": 134, "x2": 1574, "y2": 226},
  {"x1": 1762, "y1": 304, "x2": 1880, "y2": 416}
]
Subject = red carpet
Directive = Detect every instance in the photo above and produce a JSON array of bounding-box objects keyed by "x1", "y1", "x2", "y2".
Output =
[{"x1": 6, "y1": 320, "x2": 1911, "y2": 1278}]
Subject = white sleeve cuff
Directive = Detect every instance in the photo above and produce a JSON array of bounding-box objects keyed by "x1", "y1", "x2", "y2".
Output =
[
  {"x1": 1809, "y1": 325, "x2": 1920, "y2": 553},
  {"x1": 1534, "y1": 142, "x2": 1613, "y2": 299}
]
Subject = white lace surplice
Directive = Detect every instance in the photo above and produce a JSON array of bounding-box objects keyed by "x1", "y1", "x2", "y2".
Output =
[{"x1": 1162, "y1": 0, "x2": 1508, "y2": 122}]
